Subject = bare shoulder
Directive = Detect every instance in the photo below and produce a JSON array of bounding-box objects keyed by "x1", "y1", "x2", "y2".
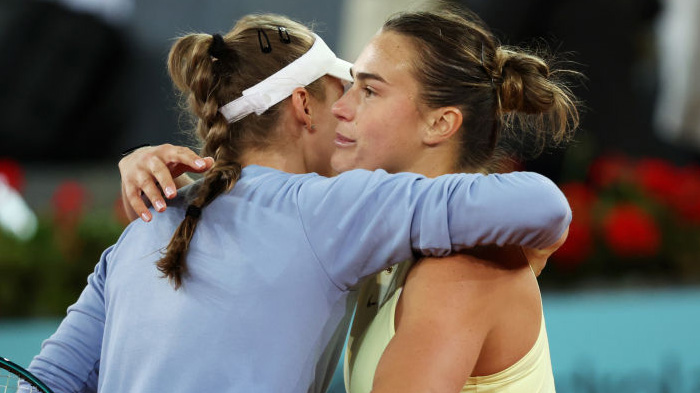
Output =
[
  {"x1": 399, "y1": 246, "x2": 540, "y2": 333},
  {"x1": 399, "y1": 247, "x2": 543, "y2": 376},
  {"x1": 405, "y1": 246, "x2": 533, "y2": 295},
  {"x1": 374, "y1": 248, "x2": 543, "y2": 390}
]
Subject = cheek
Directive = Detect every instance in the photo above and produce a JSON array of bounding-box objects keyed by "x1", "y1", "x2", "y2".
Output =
[
  {"x1": 360, "y1": 111, "x2": 414, "y2": 149},
  {"x1": 350, "y1": 126, "x2": 393, "y2": 170},
  {"x1": 359, "y1": 128, "x2": 389, "y2": 155},
  {"x1": 363, "y1": 116, "x2": 424, "y2": 169}
]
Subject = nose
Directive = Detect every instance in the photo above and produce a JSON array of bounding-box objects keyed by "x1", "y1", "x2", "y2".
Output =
[{"x1": 331, "y1": 87, "x2": 353, "y2": 121}]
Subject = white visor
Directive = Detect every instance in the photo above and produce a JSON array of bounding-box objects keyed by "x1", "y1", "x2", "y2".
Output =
[{"x1": 218, "y1": 33, "x2": 352, "y2": 124}]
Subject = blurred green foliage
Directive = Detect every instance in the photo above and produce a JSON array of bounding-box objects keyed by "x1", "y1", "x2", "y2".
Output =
[{"x1": 0, "y1": 210, "x2": 125, "y2": 317}]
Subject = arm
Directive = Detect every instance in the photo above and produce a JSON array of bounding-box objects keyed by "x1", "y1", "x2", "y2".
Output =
[
  {"x1": 371, "y1": 253, "x2": 539, "y2": 392},
  {"x1": 118, "y1": 144, "x2": 214, "y2": 222},
  {"x1": 297, "y1": 169, "x2": 571, "y2": 288},
  {"x1": 27, "y1": 246, "x2": 115, "y2": 393}
]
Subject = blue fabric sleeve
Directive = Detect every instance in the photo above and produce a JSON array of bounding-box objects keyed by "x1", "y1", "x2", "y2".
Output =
[
  {"x1": 26, "y1": 245, "x2": 113, "y2": 393},
  {"x1": 297, "y1": 169, "x2": 570, "y2": 290}
]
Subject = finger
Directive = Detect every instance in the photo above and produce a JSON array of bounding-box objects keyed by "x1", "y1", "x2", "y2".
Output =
[
  {"x1": 139, "y1": 178, "x2": 168, "y2": 213},
  {"x1": 124, "y1": 184, "x2": 152, "y2": 222},
  {"x1": 146, "y1": 155, "x2": 178, "y2": 199},
  {"x1": 162, "y1": 145, "x2": 210, "y2": 173},
  {"x1": 202, "y1": 156, "x2": 215, "y2": 168}
]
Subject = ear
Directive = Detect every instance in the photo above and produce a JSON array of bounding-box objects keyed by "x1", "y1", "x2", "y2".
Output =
[
  {"x1": 290, "y1": 87, "x2": 314, "y2": 132},
  {"x1": 422, "y1": 107, "x2": 462, "y2": 146}
]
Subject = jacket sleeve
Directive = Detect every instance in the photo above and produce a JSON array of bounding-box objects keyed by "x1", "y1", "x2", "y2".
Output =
[
  {"x1": 26, "y1": 245, "x2": 113, "y2": 393},
  {"x1": 296, "y1": 169, "x2": 570, "y2": 290}
]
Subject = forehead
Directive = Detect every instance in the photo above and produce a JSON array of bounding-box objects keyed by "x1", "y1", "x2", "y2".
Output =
[{"x1": 354, "y1": 31, "x2": 418, "y2": 86}]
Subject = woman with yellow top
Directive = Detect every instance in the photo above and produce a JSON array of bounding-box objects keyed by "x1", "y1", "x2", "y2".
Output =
[
  {"x1": 119, "y1": 4, "x2": 579, "y2": 392},
  {"x1": 338, "y1": 6, "x2": 577, "y2": 392}
]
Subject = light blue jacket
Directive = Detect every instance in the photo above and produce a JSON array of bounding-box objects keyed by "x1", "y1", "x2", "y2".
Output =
[{"x1": 28, "y1": 165, "x2": 570, "y2": 393}]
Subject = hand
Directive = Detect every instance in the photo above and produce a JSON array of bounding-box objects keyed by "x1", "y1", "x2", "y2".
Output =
[
  {"x1": 118, "y1": 144, "x2": 214, "y2": 222},
  {"x1": 521, "y1": 226, "x2": 569, "y2": 277}
]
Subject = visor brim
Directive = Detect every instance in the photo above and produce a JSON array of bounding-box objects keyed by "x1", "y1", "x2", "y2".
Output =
[{"x1": 326, "y1": 57, "x2": 353, "y2": 82}]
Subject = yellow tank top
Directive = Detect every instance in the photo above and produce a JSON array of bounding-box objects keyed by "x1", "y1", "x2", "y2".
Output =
[{"x1": 348, "y1": 287, "x2": 556, "y2": 393}]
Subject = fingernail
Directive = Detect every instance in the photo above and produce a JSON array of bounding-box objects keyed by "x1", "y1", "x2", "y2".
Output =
[
  {"x1": 165, "y1": 187, "x2": 175, "y2": 197},
  {"x1": 195, "y1": 159, "x2": 206, "y2": 168},
  {"x1": 155, "y1": 200, "x2": 166, "y2": 211},
  {"x1": 141, "y1": 212, "x2": 151, "y2": 222}
]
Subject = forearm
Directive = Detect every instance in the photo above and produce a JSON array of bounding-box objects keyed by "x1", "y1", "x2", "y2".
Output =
[
  {"x1": 28, "y1": 248, "x2": 111, "y2": 392},
  {"x1": 435, "y1": 171, "x2": 571, "y2": 252},
  {"x1": 29, "y1": 295, "x2": 103, "y2": 393},
  {"x1": 301, "y1": 169, "x2": 570, "y2": 288}
]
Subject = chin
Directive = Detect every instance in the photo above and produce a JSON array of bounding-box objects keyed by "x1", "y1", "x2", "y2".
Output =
[
  {"x1": 330, "y1": 155, "x2": 351, "y2": 174},
  {"x1": 330, "y1": 163, "x2": 351, "y2": 174}
]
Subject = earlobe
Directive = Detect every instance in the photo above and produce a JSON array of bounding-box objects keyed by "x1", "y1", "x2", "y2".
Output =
[{"x1": 423, "y1": 107, "x2": 463, "y2": 146}]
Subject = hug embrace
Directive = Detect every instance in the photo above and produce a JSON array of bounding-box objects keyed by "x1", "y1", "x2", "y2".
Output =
[{"x1": 28, "y1": 3, "x2": 579, "y2": 393}]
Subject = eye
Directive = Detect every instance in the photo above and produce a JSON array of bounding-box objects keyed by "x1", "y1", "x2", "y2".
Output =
[{"x1": 362, "y1": 86, "x2": 376, "y2": 98}]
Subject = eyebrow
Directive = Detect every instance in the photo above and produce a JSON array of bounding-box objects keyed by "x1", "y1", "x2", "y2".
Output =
[{"x1": 350, "y1": 68, "x2": 388, "y2": 84}]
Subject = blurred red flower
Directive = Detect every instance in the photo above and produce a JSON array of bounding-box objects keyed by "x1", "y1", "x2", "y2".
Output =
[
  {"x1": 113, "y1": 196, "x2": 131, "y2": 227},
  {"x1": 553, "y1": 182, "x2": 596, "y2": 269},
  {"x1": 603, "y1": 203, "x2": 661, "y2": 258},
  {"x1": 588, "y1": 154, "x2": 631, "y2": 188},
  {"x1": 635, "y1": 158, "x2": 679, "y2": 203},
  {"x1": 670, "y1": 166, "x2": 700, "y2": 224},
  {"x1": 52, "y1": 181, "x2": 90, "y2": 229},
  {"x1": 545, "y1": 154, "x2": 700, "y2": 281},
  {"x1": 0, "y1": 158, "x2": 25, "y2": 192},
  {"x1": 553, "y1": 220, "x2": 593, "y2": 269},
  {"x1": 561, "y1": 182, "x2": 597, "y2": 215}
]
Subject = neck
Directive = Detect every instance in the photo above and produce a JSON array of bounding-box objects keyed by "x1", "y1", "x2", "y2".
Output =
[
  {"x1": 240, "y1": 147, "x2": 308, "y2": 174},
  {"x1": 402, "y1": 143, "x2": 460, "y2": 178},
  {"x1": 239, "y1": 121, "x2": 309, "y2": 174}
]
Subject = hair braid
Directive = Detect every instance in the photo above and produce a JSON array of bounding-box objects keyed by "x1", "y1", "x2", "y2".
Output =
[
  {"x1": 157, "y1": 14, "x2": 320, "y2": 289},
  {"x1": 156, "y1": 117, "x2": 240, "y2": 289}
]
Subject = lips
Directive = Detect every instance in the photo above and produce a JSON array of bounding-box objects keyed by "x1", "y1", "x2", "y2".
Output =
[{"x1": 334, "y1": 132, "x2": 356, "y2": 147}]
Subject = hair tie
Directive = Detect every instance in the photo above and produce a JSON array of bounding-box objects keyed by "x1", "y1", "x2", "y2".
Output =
[
  {"x1": 209, "y1": 33, "x2": 227, "y2": 60},
  {"x1": 258, "y1": 28, "x2": 272, "y2": 53},
  {"x1": 185, "y1": 204, "x2": 202, "y2": 219},
  {"x1": 480, "y1": 43, "x2": 502, "y2": 90}
]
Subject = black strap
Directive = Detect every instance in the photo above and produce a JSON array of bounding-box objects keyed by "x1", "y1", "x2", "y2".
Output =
[{"x1": 120, "y1": 143, "x2": 150, "y2": 157}]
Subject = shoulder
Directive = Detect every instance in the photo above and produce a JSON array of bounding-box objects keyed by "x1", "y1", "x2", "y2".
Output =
[
  {"x1": 407, "y1": 247, "x2": 528, "y2": 288},
  {"x1": 402, "y1": 248, "x2": 535, "y2": 322}
]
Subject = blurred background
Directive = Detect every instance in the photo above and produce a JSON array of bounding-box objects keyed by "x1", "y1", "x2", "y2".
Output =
[{"x1": 1, "y1": 0, "x2": 699, "y2": 391}]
